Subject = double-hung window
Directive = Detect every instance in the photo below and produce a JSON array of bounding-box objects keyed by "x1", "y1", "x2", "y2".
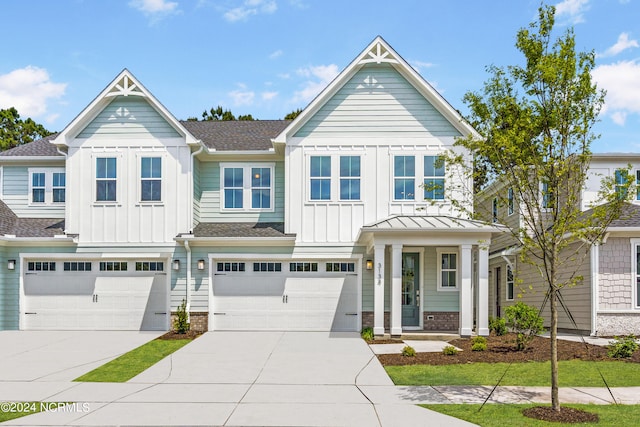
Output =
[
  {"x1": 394, "y1": 156, "x2": 415, "y2": 200},
  {"x1": 339, "y1": 156, "x2": 360, "y2": 200},
  {"x1": 221, "y1": 164, "x2": 274, "y2": 211},
  {"x1": 141, "y1": 157, "x2": 161, "y2": 202},
  {"x1": 506, "y1": 265, "x2": 514, "y2": 301},
  {"x1": 507, "y1": 187, "x2": 514, "y2": 215},
  {"x1": 423, "y1": 156, "x2": 445, "y2": 200},
  {"x1": 29, "y1": 169, "x2": 65, "y2": 204},
  {"x1": 310, "y1": 156, "x2": 331, "y2": 200},
  {"x1": 542, "y1": 181, "x2": 553, "y2": 209},
  {"x1": 492, "y1": 198, "x2": 498, "y2": 223},
  {"x1": 31, "y1": 172, "x2": 45, "y2": 203},
  {"x1": 437, "y1": 250, "x2": 458, "y2": 290},
  {"x1": 96, "y1": 158, "x2": 117, "y2": 202}
]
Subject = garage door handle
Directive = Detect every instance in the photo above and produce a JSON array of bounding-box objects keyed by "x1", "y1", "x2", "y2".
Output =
[
  {"x1": 155, "y1": 312, "x2": 167, "y2": 315},
  {"x1": 213, "y1": 312, "x2": 226, "y2": 315},
  {"x1": 25, "y1": 312, "x2": 37, "y2": 315},
  {"x1": 345, "y1": 313, "x2": 358, "y2": 316}
]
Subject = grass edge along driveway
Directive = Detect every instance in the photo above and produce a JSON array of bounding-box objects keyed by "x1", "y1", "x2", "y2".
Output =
[
  {"x1": 74, "y1": 336, "x2": 193, "y2": 382},
  {"x1": 385, "y1": 360, "x2": 640, "y2": 387}
]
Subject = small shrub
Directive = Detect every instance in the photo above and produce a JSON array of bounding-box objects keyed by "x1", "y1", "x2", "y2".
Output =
[
  {"x1": 489, "y1": 316, "x2": 507, "y2": 336},
  {"x1": 471, "y1": 336, "x2": 487, "y2": 345},
  {"x1": 504, "y1": 302, "x2": 544, "y2": 351},
  {"x1": 471, "y1": 342, "x2": 487, "y2": 351},
  {"x1": 173, "y1": 299, "x2": 190, "y2": 334},
  {"x1": 360, "y1": 327, "x2": 374, "y2": 341},
  {"x1": 607, "y1": 335, "x2": 639, "y2": 359},
  {"x1": 402, "y1": 345, "x2": 416, "y2": 357},
  {"x1": 442, "y1": 345, "x2": 459, "y2": 355}
]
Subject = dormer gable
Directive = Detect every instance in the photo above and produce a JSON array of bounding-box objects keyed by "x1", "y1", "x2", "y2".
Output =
[{"x1": 51, "y1": 69, "x2": 200, "y2": 147}]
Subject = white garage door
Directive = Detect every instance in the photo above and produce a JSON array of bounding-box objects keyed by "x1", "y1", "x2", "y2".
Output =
[
  {"x1": 212, "y1": 260, "x2": 359, "y2": 332},
  {"x1": 23, "y1": 260, "x2": 168, "y2": 331}
]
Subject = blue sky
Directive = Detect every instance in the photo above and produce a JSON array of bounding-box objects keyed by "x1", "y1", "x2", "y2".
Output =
[{"x1": 1, "y1": 0, "x2": 639, "y2": 152}]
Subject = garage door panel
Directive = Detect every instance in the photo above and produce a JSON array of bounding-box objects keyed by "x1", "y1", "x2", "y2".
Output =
[{"x1": 212, "y1": 262, "x2": 358, "y2": 332}]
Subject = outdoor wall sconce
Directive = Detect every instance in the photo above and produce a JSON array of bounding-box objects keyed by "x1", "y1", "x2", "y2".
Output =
[
  {"x1": 197, "y1": 259, "x2": 206, "y2": 270},
  {"x1": 7, "y1": 259, "x2": 16, "y2": 270},
  {"x1": 172, "y1": 259, "x2": 180, "y2": 271},
  {"x1": 366, "y1": 260, "x2": 373, "y2": 270}
]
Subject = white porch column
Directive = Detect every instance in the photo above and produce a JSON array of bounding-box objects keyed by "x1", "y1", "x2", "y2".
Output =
[
  {"x1": 373, "y1": 244, "x2": 386, "y2": 336},
  {"x1": 476, "y1": 245, "x2": 490, "y2": 336},
  {"x1": 459, "y1": 244, "x2": 473, "y2": 337},
  {"x1": 390, "y1": 243, "x2": 403, "y2": 336}
]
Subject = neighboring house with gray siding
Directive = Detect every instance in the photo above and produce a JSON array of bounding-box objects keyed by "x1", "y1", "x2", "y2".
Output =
[
  {"x1": 478, "y1": 154, "x2": 640, "y2": 336},
  {"x1": 0, "y1": 36, "x2": 501, "y2": 336}
]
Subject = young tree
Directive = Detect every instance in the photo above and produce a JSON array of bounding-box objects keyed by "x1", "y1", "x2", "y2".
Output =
[
  {"x1": 449, "y1": 5, "x2": 629, "y2": 412},
  {"x1": 0, "y1": 107, "x2": 53, "y2": 151}
]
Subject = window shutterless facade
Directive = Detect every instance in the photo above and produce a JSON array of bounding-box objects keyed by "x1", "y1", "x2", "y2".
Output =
[
  {"x1": 394, "y1": 155, "x2": 415, "y2": 200},
  {"x1": 507, "y1": 187, "x2": 514, "y2": 215},
  {"x1": 437, "y1": 250, "x2": 458, "y2": 290},
  {"x1": 53, "y1": 172, "x2": 66, "y2": 203},
  {"x1": 423, "y1": 155, "x2": 445, "y2": 200},
  {"x1": 96, "y1": 157, "x2": 117, "y2": 202},
  {"x1": 310, "y1": 156, "x2": 331, "y2": 200},
  {"x1": 506, "y1": 265, "x2": 514, "y2": 301},
  {"x1": 339, "y1": 156, "x2": 360, "y2": 200},
  {"x1": 141, "y1": 157, "x2": 161, "y2": 202},
  {"x1": 29, "y1": 169, "x2": 65, "y2": 204},
  {"x1": 221, "y1": 163, "x2": 274, "y2": 211}
]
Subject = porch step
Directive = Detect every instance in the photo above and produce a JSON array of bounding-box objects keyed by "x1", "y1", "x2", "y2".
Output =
[{"x1": 374, "y1": 332, "x2": 460, "y2": 341}]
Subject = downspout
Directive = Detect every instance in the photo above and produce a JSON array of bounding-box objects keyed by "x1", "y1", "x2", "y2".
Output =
[{"x1": 184, "y1": 239, "x2": 192, "y2": 318}]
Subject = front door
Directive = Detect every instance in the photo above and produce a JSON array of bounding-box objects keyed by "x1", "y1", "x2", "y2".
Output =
[{"x1": 402, "y1": 253, "x2": 420, "y2": 327}]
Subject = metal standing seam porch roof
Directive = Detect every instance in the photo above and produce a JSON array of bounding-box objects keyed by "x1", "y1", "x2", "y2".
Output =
[{"x1": 359, "y1": 215, "x2": 504, "y2": 234}]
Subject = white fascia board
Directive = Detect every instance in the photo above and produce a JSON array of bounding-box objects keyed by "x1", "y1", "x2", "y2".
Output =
[
  {"x1": 181, "y1": 237, "x2": 296, "y2": 247},
  {"x1": 0, "y1": 156, "x2": 64, "y2": 163}
]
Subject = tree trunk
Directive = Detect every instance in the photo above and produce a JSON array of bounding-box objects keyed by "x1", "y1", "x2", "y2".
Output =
[{"x1": 550, "y1": 284, "x2": 560, "y2": 411}]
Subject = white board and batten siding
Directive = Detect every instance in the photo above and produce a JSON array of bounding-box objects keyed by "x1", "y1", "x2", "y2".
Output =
[
  {"x1": 286, "y1": 63, "x2": 471, "y2": 244},
  {"x1": 65, "y1": 96, "x2": 192, "y2": 244}
]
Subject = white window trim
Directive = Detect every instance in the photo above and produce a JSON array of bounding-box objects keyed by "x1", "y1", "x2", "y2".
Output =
[
  {"x1": 436, "y1": 248, "x2": 459, "y2": 291},
  {"x1": 506, "y1": 265, "x2": 515, "y2": 301},
  {"x1": 305, "y1": 153, "x2": 365, "y2": 203},
  {"x1": 220, "y1": 162, "x2": 275, "y2": 212},
  {"x1": 507, "y1": 187, "x2": 514, "y2": 216},
  {"x1": 391, "y1": 153, "x2": 447, "y2": 203},
  {"x1": 137, "y1": 153, "x2": 165, "y2": 205},
  {"x1": 28, "y1": 168, "x2": 65, "y2": 205},
  {"x1": 631, "y1": 239, "x2": 640, "y2": 309},
  {"x1": 93, "y1": 154, "x2": 120, "y2": 205}
]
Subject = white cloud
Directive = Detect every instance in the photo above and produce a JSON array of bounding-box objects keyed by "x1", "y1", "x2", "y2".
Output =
[
  {"x1": 129, "y1": 0, "x2": 180, "y2": 22},
  {"x1": 228, "y1": 83, "x2": 255, "y2": 106},
  {"x1": 292, "y1": 64, "x2": 339, "y2": 104},
  {"x1": 555, "y1": 0, "x2": 589, "y2": 24},
  {"x1": 262, "y1": 91, "x2": 278, "y2": 101},
  {"x1": 224, "y1": 0, "x2": 277, "y2": 22},
  {"x1": 0, "y1": 66, "x2": 66, "y2": 120},
  {"x1": 592, "y1": 60, "x2": 640, "y2": 126},
  {"x1": 269, "y1": 50, "x2": 283, "y2": 60},
  {"x1": 598, "y1": 32, "x2": 639, "y2": 58}
]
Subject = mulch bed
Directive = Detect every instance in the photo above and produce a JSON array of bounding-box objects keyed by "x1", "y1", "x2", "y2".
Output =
[
  {"x1": 377, "y1": 333, "x2": 640, "y2": 366},
  {"x1": 157, "y1": 330, "x2": 203, "y2": 340},
  {"x1": 523, "y1": 406, "x2": 599, "y2": 423}
]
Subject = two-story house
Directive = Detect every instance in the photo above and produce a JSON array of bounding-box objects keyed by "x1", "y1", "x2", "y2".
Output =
[
  {"x1": 482, "y1": 154, "x2": 640, "y2": 336},
  {"x1": 0, "y1": 36, "x2": 500, "y2": 336}
]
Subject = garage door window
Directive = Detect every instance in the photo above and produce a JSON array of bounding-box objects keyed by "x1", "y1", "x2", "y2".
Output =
[
  {"x1": 326, "y1": 262, "x2": 355, "y2": 272},
  {"x1": 64, "y1": 262, "x2": 92, "y2": 271},
  {"x1": 27, "y1": 261, "x2": 56, "y2": 271},
  {"x1": 253, "y1": 262, "x2": 281, "y2": 272},
  {"x1": 217, "y1": 262, "x2": 245, "y2": 272},
  {"x1": 100, "y1": 261, "x2": 128, "y2": 271},
  {"x1": 289, "y1": 262, "x2": 318, "y2": 272},
  {"x1": 136, "y1": 261, "x2": 164, "y2": 271}
]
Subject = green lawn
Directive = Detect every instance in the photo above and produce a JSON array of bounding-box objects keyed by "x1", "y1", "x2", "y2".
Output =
[
  {"x1": 386, "y1": 360, "x2": 640, "y2": 387},
  {"x1": 74, "y1": 338, "x2": 192, "y2": 382},
  {"x1": 423, "y1": 404, "x2": 640, "y2": 427}
]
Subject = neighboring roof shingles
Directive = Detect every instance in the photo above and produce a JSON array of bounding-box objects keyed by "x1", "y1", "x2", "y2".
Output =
[
  {"x1": 180, "y1": 120, "x2": 290, "y2": 151},
  {"x1": 191, "y1": 222, "x2": 294, "y2": 238},
  {"x1": 589, "y1": 202, "x2": 640, "y2": 228},
  {"x1": 0, "y1": 200, "x2": 65, "y2": 237},
  {"x1": 0, "y1": 134, "x2": 62, "y2": 157}
]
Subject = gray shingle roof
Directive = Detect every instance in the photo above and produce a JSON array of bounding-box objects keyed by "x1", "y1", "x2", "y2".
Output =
[
  {"x1": 191, "y1": 222, "x2": 294, "y2": 238},
  {"x1": 180, "y1": 120, "x2": 290, "y2": 151},
  {"x1": 0, "y1": 134, "x2": 62, "y2": 157},
  {"x1": 0, "y1": 200, "x2": 65, "y2": 237},
  {"x1": 603, "y1": 202, "x2": 640, "y2": 228}
]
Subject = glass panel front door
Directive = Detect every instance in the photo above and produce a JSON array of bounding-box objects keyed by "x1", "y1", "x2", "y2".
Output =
[{"x1": 402, "y1": 253, "x2": 420, "y2": 327}]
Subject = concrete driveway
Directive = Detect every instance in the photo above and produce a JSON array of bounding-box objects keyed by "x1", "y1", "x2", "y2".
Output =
[{"x1": 0, "y1": 331, "x2": 474, "y2": 426}]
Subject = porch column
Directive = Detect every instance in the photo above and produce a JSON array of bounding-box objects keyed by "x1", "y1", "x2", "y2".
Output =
[
  {"x1": 459, "y1": 244, "x2": 473, "y2": 337},
  {"x1": 476, "y1": 245, "x2": 490, "y2": 336},
  {"x1": 373, "y1": 244, "x2": 386, "y2": 336},
  {"x1": 390, "y1": 243, "x2": 403, "y2": 336}
]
